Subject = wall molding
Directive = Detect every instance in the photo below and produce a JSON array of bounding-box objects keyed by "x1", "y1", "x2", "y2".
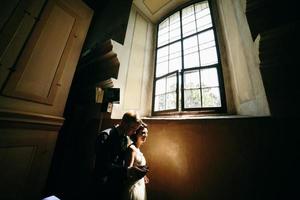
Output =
[{"x1": 0, "y1": 109, "x2": 64, "y2": 130}]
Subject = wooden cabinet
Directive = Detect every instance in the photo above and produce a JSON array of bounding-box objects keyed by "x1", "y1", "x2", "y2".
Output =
[
  {"x1": 0, "y1": 0, "x2": 47, "y2": 89},
  {"x1": 0, "y1": 0, "x2": 93, "y2": 199},
  {"x1": 0, "y1": 112, "x2": 63, "y2": 200},
  {"x1": 0, "y1": 0, "x2": 93, "y2": 116}
]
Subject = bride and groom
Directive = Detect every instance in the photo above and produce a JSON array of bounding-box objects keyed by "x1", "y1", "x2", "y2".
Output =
[{"x1": 94, "y1": 111, "x2": 149, "y2": 200}]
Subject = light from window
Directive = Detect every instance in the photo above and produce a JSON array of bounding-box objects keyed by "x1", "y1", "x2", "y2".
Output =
[{"x1": 153, "y1": 0, "x2": 225, "y2": 114}]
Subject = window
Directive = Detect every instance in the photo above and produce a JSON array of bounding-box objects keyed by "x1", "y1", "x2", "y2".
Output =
[{"x1": 152, "y1": 0, "x2": 226, "y2": 115}]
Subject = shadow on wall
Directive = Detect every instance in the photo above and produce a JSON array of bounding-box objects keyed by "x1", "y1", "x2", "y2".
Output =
[{"x1": 101, "y1": 117, "x2": 297, "y2": 200}]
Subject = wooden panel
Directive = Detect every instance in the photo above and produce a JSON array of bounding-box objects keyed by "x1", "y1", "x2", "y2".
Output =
[
  {"x1": 0, "y1": 0, "x2": 93, "y2": 116},
  {"x1": 0, "y1": 0, "x2": 93, "y2": 198},
  {"x1": 25, "y1": 0, "x2": 47, "y2": 18},
  {"x1": 0, "y1": 0, "x2": 20, "y2": 31},
  {"x1": 0, "y1": 13, "x2": 35, "y2": 88},
  {"x1": 0, "y1": 146, "x2": 36, "y2": 200},
  {"x1": 0, "y1": 0, "x2": 47, "y2": 89},
  {"x1": 3, "y1": 0, "x2": 77, "y2": 104},
  {"x1": 0, "y1": 127, "x2": 58, "y2": 200}
]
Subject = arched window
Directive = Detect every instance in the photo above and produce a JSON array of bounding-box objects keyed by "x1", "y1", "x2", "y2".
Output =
[{"x1": 152, "y1": 0, "x2": 226, "y2": 115}]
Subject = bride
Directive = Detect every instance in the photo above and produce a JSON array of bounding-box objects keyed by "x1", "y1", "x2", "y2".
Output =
[{"x1": 124, "y1": 123, "x2": 149, "y2": 200}]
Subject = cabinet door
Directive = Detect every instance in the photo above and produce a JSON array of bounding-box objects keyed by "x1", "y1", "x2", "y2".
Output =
[
  {"x1": 0, "y1": 0, "x2": 47, "y2": 89},
  {"x1": 2, "y1": 0, "x2": 93, "y2": 107},
  {"x1": 0, "y1": 123, "x2": 60, "y2": 200}
]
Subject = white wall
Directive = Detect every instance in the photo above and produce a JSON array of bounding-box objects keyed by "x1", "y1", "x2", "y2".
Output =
[
  {"x1": 111, "y1": 5, "x2": 155, "y2": 118},
  {"x1": 217, "y1": 0, "x2": 270, "y2": 116}
]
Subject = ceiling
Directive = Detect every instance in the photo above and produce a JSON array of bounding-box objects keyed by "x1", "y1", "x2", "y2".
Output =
[{"x1": 133, "y1": 0, "x2": 190, "y2": 23}]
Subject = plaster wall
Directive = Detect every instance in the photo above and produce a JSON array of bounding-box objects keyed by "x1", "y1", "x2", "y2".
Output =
[
  {"x1": 101, "y1": 117, "x2": 279, "y2": 200},
  {"x1": 111, "y1": 5, "x2": 154, "y2": 118},
  {"x1": 217, "y1": 0, "x2": 270, "y2": 116}
]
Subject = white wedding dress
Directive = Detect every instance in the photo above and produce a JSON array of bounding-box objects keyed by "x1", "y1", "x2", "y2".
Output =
[{"x1": 127, "y1": 145, "x2": 147, "y2": 200}]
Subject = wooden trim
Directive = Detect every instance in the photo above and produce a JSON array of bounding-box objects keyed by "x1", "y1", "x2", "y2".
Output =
[{"x1": 0, "y1": 108, "x2": 64, "y2": 129}]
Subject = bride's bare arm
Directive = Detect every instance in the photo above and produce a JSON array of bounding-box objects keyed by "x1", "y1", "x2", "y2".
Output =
[{"x1": 125, "y1": 146, "x2": 136, "y2": 167}]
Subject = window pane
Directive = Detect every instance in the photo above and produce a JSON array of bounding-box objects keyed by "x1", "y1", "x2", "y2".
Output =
[
  {"x1": 182, "y1": 5, "x2": 196, "y2": 37},
  {"x1": 183, "y1": 19, "x2": 196, "y2": 37},
  {"x1": 169, "y1": 57, "x2": 181, "y2": 72},
  {"x1": 169, "y1": 42, "x2": 181, "y2": 59},
  {"x1": 158, "y1": 18, "x2": 169, "y2": 47},
  {"x1": 170, "y1": 26, "x2": 181, "y2": 42},
  {"x1": 195, "y1": 1, "x2": 212, "y2": 32},
  {"x1": 200, "y1": 68, "x2": 219, "y2": 87},
  {"x1": 199, "y1": 39, "x2": 215, "y2": 51},
  {"x1": 182, "y1": 5, "x2": 194, "y2": 19},
  {"x1": 156, "y1": 46, "x2": 169, "y2": 77},
  {"x1": 167, "y1": 75, "x2": 177, "y2": 92},
  {"x1": 169, "y1": 12, "x2": 181, "y2": 42},
  {"x1": 159, "y1": 18, "x2": 168, "y2": 31},
  {"x1": 169, "y1": 42, "x2": 181, "y2": 72},
  {"x1": 198, "y1": 30, "x2": 218, "y2": 66},
  {"x1": 184, "y1": 52, "x2": 199, "y2": 68},
  {"x1": 157, "y1": 46, "x2": 168, "y2": 62},
  {"x1": 202, "y1": 87, "x2": 221, "y2": 107},
  {"x1": 158, "y1": 25, "x2": 168, "y2": 35},
  {"x1": 155, "y1": 78, "x2": 166, "y2": 95},
  {"x1": 183, "y1": 36, "x2": 198, "y2": 54},
  {"x1": 170, "y1": 11, "x2": 180, "y2": 24},
  {"x1": 155, "y1": 94, "x2": 166, "y2": 111},
  {"x1": 184, "y1": 70, "x2": 200, "y2": 89},
  {"x1": 184, "y1": 89, "x2": 201, "y2": 108},
  {"x1": 183, "y1": 36, "x2": 199, "y2": 69},
  {"x1": 200, "y1": 47, "x2": 218, "y2": 66},
  {"x1": 156, "y1": 61, "x2": 168, "y2": 77},
  {"x1": 158, "y1": 33, "x2": 168, "y2": 47},
  {"x1": 166, "y1": 92, "x2": 176, "y2": 109},
  {"x1": 198, "y1": 30, "x2": 215, "y2": 48}
]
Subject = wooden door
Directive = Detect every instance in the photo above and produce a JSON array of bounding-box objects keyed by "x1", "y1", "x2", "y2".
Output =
[
  {"x1": 1, "y1": 0, "x2": 93, "y2": 116},
  {"x1": 0, "y1": 0, "x2": 93, "y2": 199}
]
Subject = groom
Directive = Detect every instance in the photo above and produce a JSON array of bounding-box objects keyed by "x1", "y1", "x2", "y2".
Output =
[{"x1": 94, "y1": 111, "x2": 148, "y2": 199}]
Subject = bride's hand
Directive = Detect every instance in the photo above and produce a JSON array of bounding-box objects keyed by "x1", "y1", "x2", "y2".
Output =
[{"x1": 144, "y1": 175, "x2": 149, "y2": 184}]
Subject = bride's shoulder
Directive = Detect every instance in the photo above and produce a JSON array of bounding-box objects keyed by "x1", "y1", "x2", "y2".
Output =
[{"x1": 129, "y1": 144, "x2": 139, "y2": 152}]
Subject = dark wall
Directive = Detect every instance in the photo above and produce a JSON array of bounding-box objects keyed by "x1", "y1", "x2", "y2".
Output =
[
  {"x1": 101, "y1": 117, "x2": 299, "y2": 200},
  {"x1": 82, "y1": 0, "x2": 133, "y2": 53},
  {"x1": 246, "y1": 0, "x2": 300, "y2": 118}
]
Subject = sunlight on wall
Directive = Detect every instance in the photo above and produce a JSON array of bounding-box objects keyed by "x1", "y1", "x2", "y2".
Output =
[
  {"x1": 123, "y1": 13, "x2": 148, "y2": 109},
  {"x1": 149, "y1": 132, "x2": 189, "y2": 179},
  {"x1": 111, "y1": 5, "x2": 154, "y2": 119}
]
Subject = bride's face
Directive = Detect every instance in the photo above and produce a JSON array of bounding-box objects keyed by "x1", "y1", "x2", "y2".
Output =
[{"x1": 137, "y1": 128, "x2": 148, "y2": 145}]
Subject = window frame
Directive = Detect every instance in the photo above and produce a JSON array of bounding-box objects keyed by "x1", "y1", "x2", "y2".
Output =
[{"x1": 152, "y1": 0, "x2": 227, "y2": 116}]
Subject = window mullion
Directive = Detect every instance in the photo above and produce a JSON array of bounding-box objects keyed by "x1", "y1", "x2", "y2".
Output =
[
  {"x1": 176, "y1": 70, "x2": 179, "y2": 111},
  {"x1": 194, "y1": 4, "x2": 203, "y2": 108},
  {"x1": 179, "y1": 8, "x2": 184, "y2": 111},
  {"x1": 164, "y1": 77, "x2": 167, "y2": 110}
]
